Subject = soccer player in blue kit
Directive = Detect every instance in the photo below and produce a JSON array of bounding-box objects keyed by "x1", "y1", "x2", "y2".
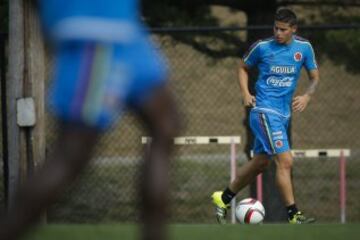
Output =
[
  {"x1": 0, "y1": 1, "x2": 179, "y2": 240},
  {"x1": 212, "y1": 9, "x2": 320, "y2": 224}
]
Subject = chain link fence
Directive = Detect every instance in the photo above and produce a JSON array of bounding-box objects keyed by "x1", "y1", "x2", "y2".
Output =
[{"x1": 2, "y1": 27, "x2": 359, "y2": 223}]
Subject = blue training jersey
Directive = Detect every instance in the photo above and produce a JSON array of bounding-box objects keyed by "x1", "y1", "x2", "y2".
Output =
[
  {"x1": 243, "y1": 36, "x2": 318, "y2": 117},
  {"x1": 38, "y1": 0, "x2": 142, "y2": 43}
]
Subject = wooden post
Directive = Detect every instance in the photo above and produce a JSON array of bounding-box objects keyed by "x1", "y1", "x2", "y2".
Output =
[
  {"x1": 23, "y1": 0, "x2": 46, "y2": 172},
  {"x1": 7, "y1": 0, "x2": 46, "y2": 209},
  {"x1": 7, "y1": 0, "x2": 25, "y2": 209},
  {"x1": 0, "y1": 34, "x2": 8, "y2": 206}
]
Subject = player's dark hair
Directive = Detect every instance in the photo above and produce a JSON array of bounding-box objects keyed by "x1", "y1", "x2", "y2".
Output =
[{"x1": 275, "y1": 8, "x2": 297, "y2": 26}]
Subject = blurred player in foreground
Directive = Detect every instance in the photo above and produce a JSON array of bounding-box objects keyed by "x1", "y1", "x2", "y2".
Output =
[
  {"x1": 212, "y1": 8, "x2": 320, "y2": 224},
  {"x1": 0, "y1": 0, "x2": 179, "y2": 239}
]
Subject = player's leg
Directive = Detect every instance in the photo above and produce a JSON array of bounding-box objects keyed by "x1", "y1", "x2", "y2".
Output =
[
  {"x1": 135, "y1": 85, "x2": 179, "y2": 240},
  {"x1": 123, "y1": 35, "x2": 179, "y2": 240},
  {"x1": 271, "y1": 116, "x2": 315, "y2": 224},
  {"x1": 0, "y1": 124, "x2": 100, "y2": 240},
  {"x1": 212, "y1": 153, "x2": 269, "y2": 224},
  {"x1": 275, "y1": 151, "x2": 316, "y2": 223},
  {"x1": 0, "y1": 41, "x2": 120, "y2": 239},
  {"x1": 212, "y1": 110, "x2": 274, "y2": 224},
  {"x1": 229, "y1": 154, "x2": 270, "y2": 193},
  {"x1": 274, "y1": 151, "x2": 295, "y2": 206},
  {"x1": 212, "y1": 110, "x2": 272, "y2": 223}
]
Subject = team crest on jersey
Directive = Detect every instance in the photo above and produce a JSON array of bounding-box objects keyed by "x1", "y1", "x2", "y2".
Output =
[
  {"x1": 275, "y1": 140, "x2": 283, "y2": 148},
  {"x1": 294, "y1": 52, "x2": 302, "y2": 62}
]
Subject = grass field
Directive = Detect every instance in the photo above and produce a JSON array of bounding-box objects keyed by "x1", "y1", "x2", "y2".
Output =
[{"x1": 25, "y1": 224, "x2": 360, "y2": 240}]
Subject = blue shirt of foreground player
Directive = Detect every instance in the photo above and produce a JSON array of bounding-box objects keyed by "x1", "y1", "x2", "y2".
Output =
[
  {"x1": 243, "y1": 35, "x2": 318, "y2": 117},
  {"x1": 38, "y1": 0, "x2": 142, "y2": 43}
]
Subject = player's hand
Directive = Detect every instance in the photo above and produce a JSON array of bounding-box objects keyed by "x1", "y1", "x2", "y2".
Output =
[
  {"x1": 242, "y1": 93, "x2": 256, "y2": 107},
  {"x1": 292, "y1": 94, "x2": 311, "y2": 112}
]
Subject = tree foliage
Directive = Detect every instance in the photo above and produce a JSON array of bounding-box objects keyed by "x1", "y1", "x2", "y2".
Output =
[
  {"x1": 308, "y1": 5, "x2": 360, "y2": 73},
  {"x1": 0, "y1": 0, "x2": 359, "y2": 72},
  {"x1": 142, "y1": 0, "x2": 360, "y2": 73}
]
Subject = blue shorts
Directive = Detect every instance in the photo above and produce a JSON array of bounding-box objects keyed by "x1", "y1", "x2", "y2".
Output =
[
  {"x1": 49, "y1": 36, "x2": 168, "y2": 130},
  {"x1": 249, "y1": 110, "x2": 290, "y2": 155}
]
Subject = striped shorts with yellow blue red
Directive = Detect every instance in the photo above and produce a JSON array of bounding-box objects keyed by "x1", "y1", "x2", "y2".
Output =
[
  {"x1": 249, "y1": 109, "x2": 291, "y2": 155},
  {"x1": 49, "y1": 37, "x2": 168, "y2": 130}
]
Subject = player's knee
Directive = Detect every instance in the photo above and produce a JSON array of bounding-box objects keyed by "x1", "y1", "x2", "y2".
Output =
[
  {"x1": 283, "y1": 160, "x2": 293, "y2": 170},
  {"x1": 253, "y1": 157, "x2": 269, "y2": 172},
  {"x1": 261, "y1": 159, "x2": 270, "y2": 172},
  {"x1": 155, "y1": 120, "x2": 178, "y2": 144},
  {"x1": 152, "y1": 110, "x2": 180, "y2": 142},
  {"x1": 276, "y1": 157, "x2": 293, "y2": 170},
  {"x1": 164, "y1": 115, "x2": 180, "y2": 139}
]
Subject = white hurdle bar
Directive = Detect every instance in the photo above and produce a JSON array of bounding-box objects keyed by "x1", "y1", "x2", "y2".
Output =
[
  {"x1": 252, "y1": 149, "x2": 350, "y2": 224},
  {"x1": 142, "y1": 136, "x2": 241, "y2": 224}
]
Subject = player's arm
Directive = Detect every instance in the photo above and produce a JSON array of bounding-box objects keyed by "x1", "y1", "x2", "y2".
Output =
[
  {"x1": 292, "y1": 68, "x2": 320, "y2": 112},
  {"x1": 305, "y1": 69, "x2": 320, "y2": 96},
  {"x1": 239, "y1": 41, "x2": 261, "y2": 107},
  {"x1": 238, "y1": 61, "x2": 256, "y2": 107},
  {"x1": 293, "y1": 42, "x2": 319, "y2": 113}
]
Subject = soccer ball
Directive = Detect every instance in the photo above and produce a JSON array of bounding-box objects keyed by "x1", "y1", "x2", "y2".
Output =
[{"x1": 235, "y1": 198, "x2": 265, "y2": 224}]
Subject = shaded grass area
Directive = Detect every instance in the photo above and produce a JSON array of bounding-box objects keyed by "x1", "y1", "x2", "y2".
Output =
[
  {"x1": 48, "y1": 157, "x2": 237, "y2": 223},
  {"x1": 26, "y1": 224, "x2": 360, "y2": 240},
  {"x1": 48, "y1": 156, "x2": 360, "y2": 223}
]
